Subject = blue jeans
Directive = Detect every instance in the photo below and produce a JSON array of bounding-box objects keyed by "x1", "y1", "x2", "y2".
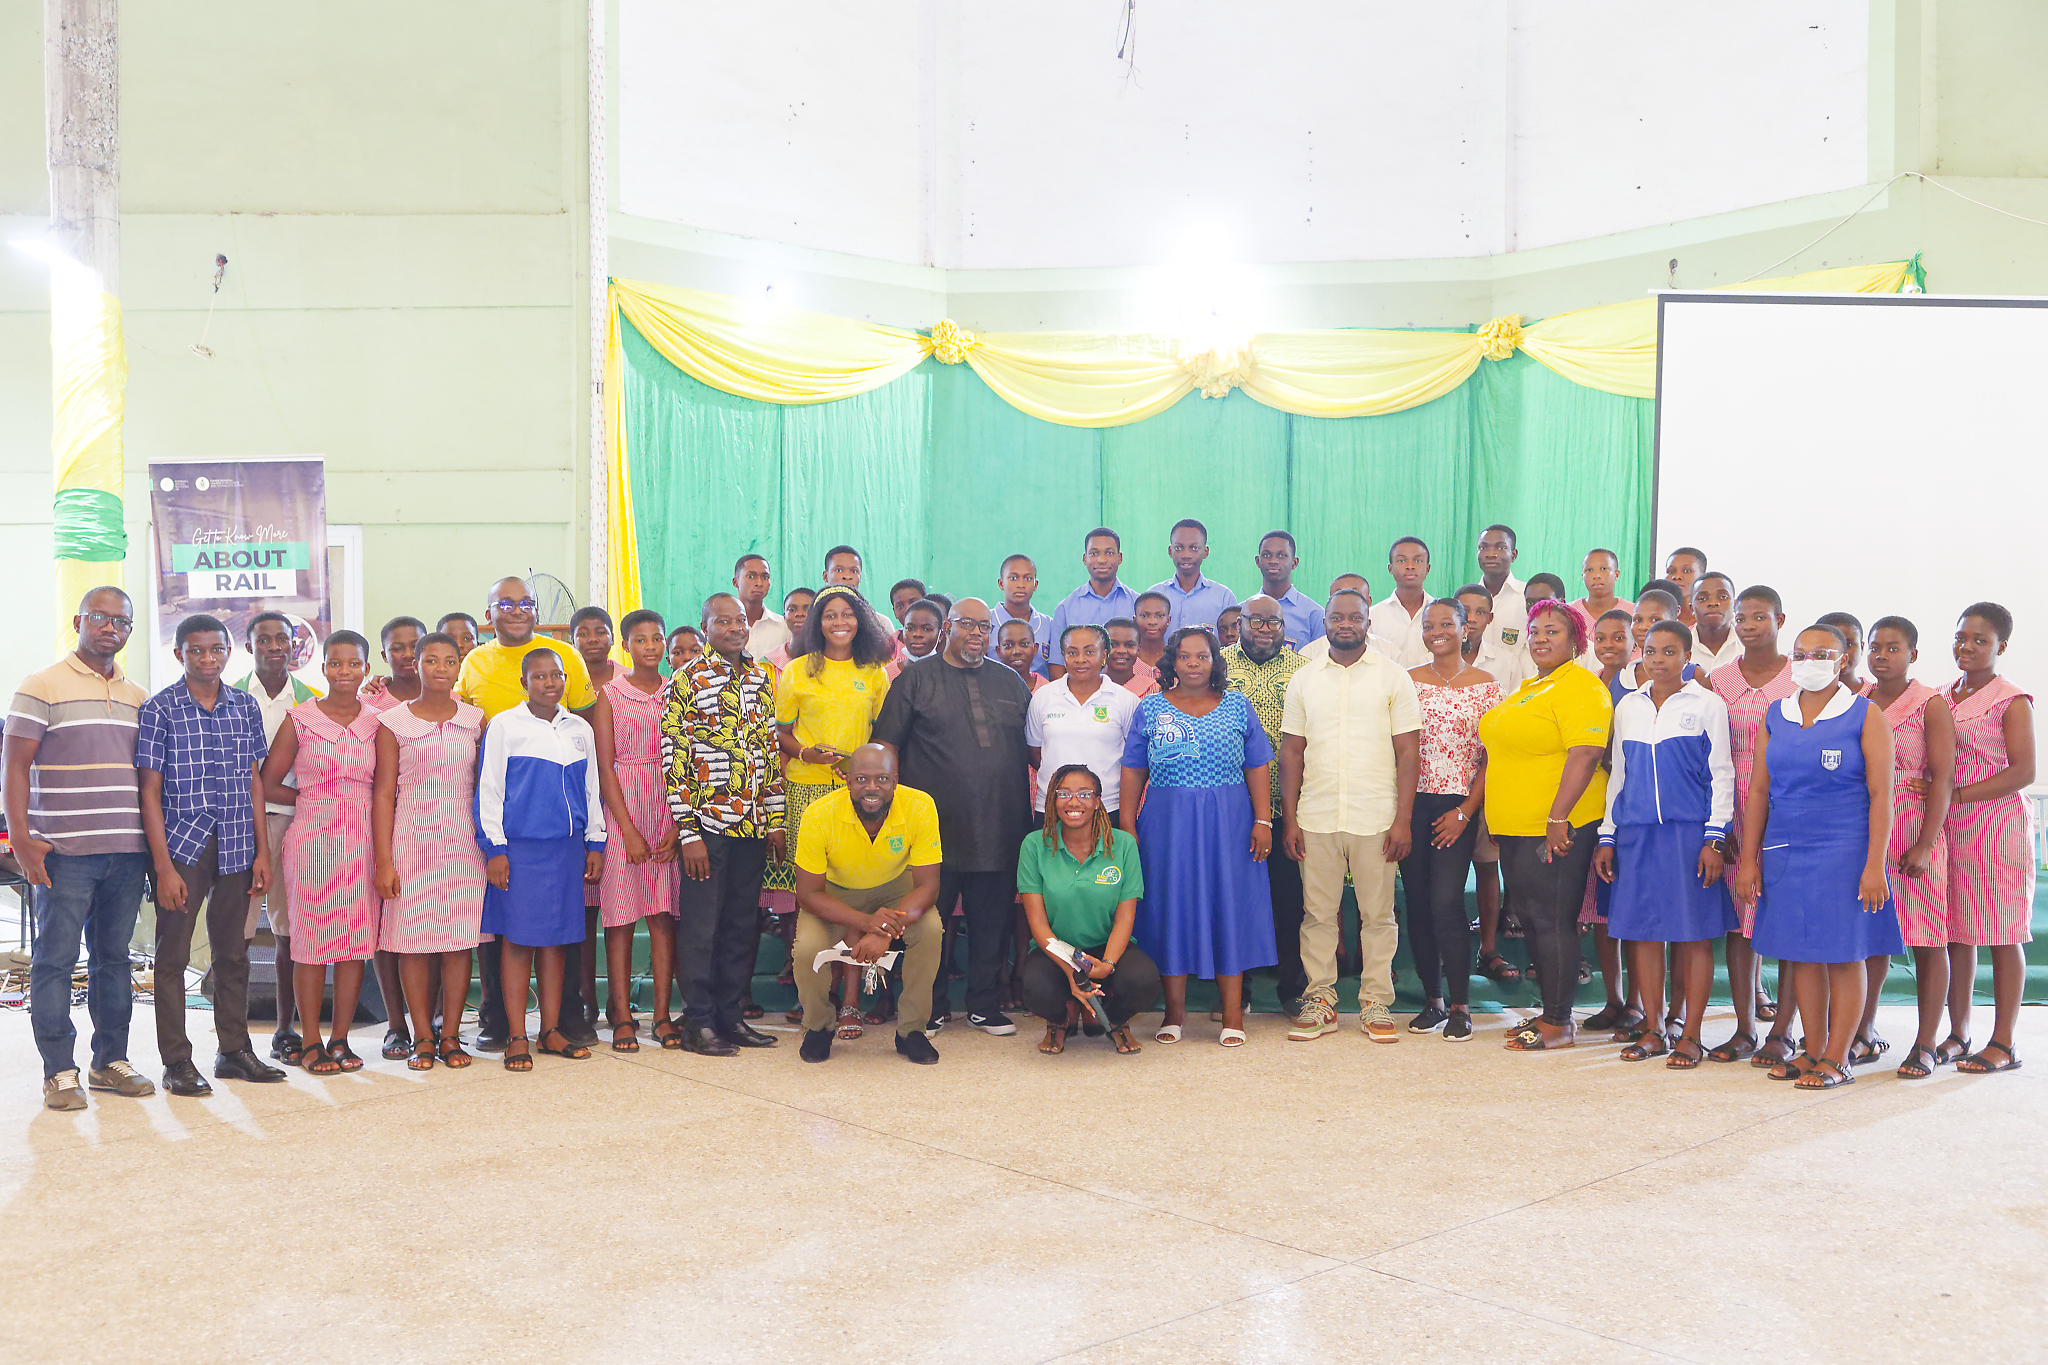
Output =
[{"x1": 31, "y1": 851, "x2": 148, "y2": 1078}]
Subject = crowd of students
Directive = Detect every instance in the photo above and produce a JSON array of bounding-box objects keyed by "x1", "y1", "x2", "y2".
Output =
[{"x1": 4, "y1": 519, "x2": 2035, "y2": 1107}]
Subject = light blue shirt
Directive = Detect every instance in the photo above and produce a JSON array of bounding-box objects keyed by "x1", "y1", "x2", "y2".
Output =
[
  {"x1": 1147, "y1": 575, "x2": 1239, "y2": 634},
  {"x1": 1049, "y1": 581, "x2": 1140, "y2": 665},
  {"x1": 992, "y1": 601, "x2": 1054, "y2": 677},
  {"x1": 1275, "y1": 586, "x2": 1326, "y2": 650}
]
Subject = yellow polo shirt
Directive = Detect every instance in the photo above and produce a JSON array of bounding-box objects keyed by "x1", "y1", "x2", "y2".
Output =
[
  {"x1": 1477, "y1": 660, "x2": 1612, "y2": 836},
  {"x1": 775, "y1": 656, "x2": 890, "y2": 785},
  {"x1": 793, "y1": 785, "x2": 942, "y2": 890},
  {"x1": 456, "y1": 638, "x2": 598, "y2": 720}
]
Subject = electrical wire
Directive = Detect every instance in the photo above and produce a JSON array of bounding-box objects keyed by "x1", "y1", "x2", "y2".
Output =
[{"x1": 1739, "y1": 170, "x2": 2048, "y2": 283}]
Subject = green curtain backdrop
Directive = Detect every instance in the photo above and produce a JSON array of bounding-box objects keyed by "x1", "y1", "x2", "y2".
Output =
[{"x1": 620, "y1": 316, "x2": 1656, "y2": 628}]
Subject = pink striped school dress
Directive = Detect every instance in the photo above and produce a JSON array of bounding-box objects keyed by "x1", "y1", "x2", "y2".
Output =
[
  {"x1": 1861, "y1": 681, "x2": 1951, "y2": 948},
  {"x1": 597, "y1": 674, "x2": 679, "y2": 927},
  {"x1": 1711, "y1": 658, "x2": 1796, "y2": 936},
  {"x1": 280, "y1": 702, "x2": 382, "y2": 964},
  {"x1": 1944, "y1": 677, "x2": 2035, "y2": 946},
  {"x1": 377, "y1": 701, "x2": 489, "y2": 954}
]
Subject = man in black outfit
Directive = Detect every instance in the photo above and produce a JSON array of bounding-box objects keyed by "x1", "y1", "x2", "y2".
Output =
[{"x1": 871, "y1": 597, "x2": 1032, "y2": 1035}]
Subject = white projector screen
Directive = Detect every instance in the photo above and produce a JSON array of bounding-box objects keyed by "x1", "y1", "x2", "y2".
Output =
[{"x1": 1655, "y1": 292, "x2": 2045, "y2": 698}]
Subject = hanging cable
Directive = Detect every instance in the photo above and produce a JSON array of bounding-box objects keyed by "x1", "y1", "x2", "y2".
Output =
[{"x1": 1739, "y1": 171, "x2": 2048, "y2": 283}]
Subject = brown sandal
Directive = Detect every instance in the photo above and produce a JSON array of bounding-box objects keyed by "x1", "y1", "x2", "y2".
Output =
[
  {"x1": 1109, "y1": 1025, "x2": 1143, "y2": 1054},
  {"x1": 1039, "y1": 1024, "x2": 1067, "y2": 1055}
]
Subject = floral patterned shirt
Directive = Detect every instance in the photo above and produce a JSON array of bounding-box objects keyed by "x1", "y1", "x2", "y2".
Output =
[
  {"x1": 1415, "y1": 679, "x2": 1503, "y2": 796},
  {"x1": 660, "y1": 650, "x2": 785, "y2": 842}
]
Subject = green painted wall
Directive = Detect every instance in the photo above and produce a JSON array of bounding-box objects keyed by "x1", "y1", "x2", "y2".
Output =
[{"x1": 0, "y1": 1, "x2": 590, "y2": 691}]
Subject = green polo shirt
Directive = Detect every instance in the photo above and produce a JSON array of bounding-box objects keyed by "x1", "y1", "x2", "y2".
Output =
[{"x1": 1014, "y1": 826, "x2": 1145, "y2": 952}]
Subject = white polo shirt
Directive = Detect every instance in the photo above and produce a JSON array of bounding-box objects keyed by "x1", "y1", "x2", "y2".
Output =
[
  {"x1": 1691, "y1": 631, "x2": 1742, "y2": 672},
  {"x1": 1025, "y1": 676, "x2": 1140, "y2": 812}
]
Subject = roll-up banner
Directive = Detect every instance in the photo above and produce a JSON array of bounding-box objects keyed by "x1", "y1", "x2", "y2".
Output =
[{"x1": 147, "y1": 457, "x2": 329, "y2": 691}]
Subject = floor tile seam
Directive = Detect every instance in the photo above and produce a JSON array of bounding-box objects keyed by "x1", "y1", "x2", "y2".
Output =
[
  {"x1": 1346, "y1": 1088, "x2": 1851, "y2": 1264},
  {"x1": 608, "y1": 1048, "x2": 1354, "y2": 1264},
  {"x1": 1347, "y1": 1262, "x2": 1709, "y2": 1363},
  {"x1": 1029, "y1": 1259, "x2": 1358, "y2": 1364}
]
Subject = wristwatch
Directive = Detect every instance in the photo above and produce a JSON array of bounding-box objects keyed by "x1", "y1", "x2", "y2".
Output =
[{"x1": 1705, "y1": 837, "x2": 1730, "y2": 854}]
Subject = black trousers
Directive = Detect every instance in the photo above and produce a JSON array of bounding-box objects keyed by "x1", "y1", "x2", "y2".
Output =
[
  {"x1": 1401, "y1": 793, "x2": 1480, "y2": 1007},
  {"x1": 477, "y1": 935, "x2": 587, "y2": 1038},
  {"x1": 675, "y1": 834, "x2": 769, "y2": 1031},
  {"x1": 1019, "y1": 943, "x2": 1162, "y2": 1028},
  {"x1": 1497, "y1": 822, "x2": 1599, "y2": 1024},
  {"x1": 1268, "y1": 815, "x2": 1308, "y2": 1004},
  {"x1": 152, "y1": 836, "x2": 253, "y2": 1065},
  {"x1": 938, "y1": 865, "x2": 1019, "y2": 1020}
]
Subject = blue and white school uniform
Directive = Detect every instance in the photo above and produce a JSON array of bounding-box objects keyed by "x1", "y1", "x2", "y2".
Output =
[
  {"x1": 476, "y1": 703, "x2": 607, "y2": 947},
  {"x1": 1598, "y1": 679, "x2": 1738, "y2": 942},
  {"x1": 1750, "y1": 688, "x2": 1903, "y2": 963}
]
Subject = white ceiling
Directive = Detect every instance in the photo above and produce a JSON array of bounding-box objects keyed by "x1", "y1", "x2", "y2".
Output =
[{"x1": 620, "y1": 0, "x2": 1868, "y2": 271}]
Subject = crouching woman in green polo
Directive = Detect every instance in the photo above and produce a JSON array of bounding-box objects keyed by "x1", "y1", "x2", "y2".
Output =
[{"x1": 1017, "y1": 764, "x2": 1161, "y2": 1055}]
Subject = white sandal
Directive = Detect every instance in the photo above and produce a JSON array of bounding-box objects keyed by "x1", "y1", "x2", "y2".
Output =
[
  {"x1": 1219, "y1": 1028, "x2": 1246, "y2": 1047},
  {"x1": 1154, "y1": 1024, "x2": 1183, "y2": 1044}
]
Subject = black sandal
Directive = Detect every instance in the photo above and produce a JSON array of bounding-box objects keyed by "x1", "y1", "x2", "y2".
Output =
[
  {"x1": 1706, "y1": 1032, "x2": 1757, "y2": 1064},
  {"x1": 329, "y1": 1042, "x2": 364, "y2": 1073},
  {"x1": 1752, "y1": 1033, "x2": 1801, "y2": 1069},
  {"x1": 407, "y1": 1037, "x2": 436, "y2": 1071},
  {"x1": 270, "y1": 1032, "x2": 304, "y2": 1066},
  {"x1": 1755, "y1": 985, "x2": 1778, "y2": 1022},
  {"x1": 503, "y1": 1036, "x2": 533, "y2": 1071},
  {"x1": 1935, "y1": 1033, "x2": 1971, "y2": 1065},
  {"x1": 1477, "y1": 951, "x2": 1521, "y2": 984},
  {"x1": 1896, "y1": 1043, "x2": 1939, "y2": 1079},
  {"x1": 303, "y1": 1041, "x2": 339, "y2": 1075},
  {"x1": 1768, "y1": 1050, "x2": 1816, "y2": 1081},
  {"x1": 1795, "y1": 1057, "x2": 1854, "y2": 1089},
  {"x1": 538, "y1": 1027, "x2": 591, "y2": 1060},
  {"x1": 1620, "y1": 1032, "x2": 1669, "y2": 1062},
  {"x1": 1846, "y1": 1033, "x2": 1889, "y2": 1066},
  {"x1": 1955, "y1": 1040, "x2": 2022, "y2": 1074},
  {"x1": 437, "y1": 1035, "x2": 473, "y2": 1068},
  {"x1": 1582, "y1": 1002, "x2": 1628, "y2": 1032},
  {"x1": 610, "y1": 1018, "x2": 640, "y2": 1053},
  {"x1": 380, "y1": 1029, "x2": 412, "y2": 1061},
  {"x1": 1666, "y1": 1036, "x2": 1706, "y2": 1070},
  {"x1": 653, "y1": 1018, "x2": 685, "y2": 1049}
]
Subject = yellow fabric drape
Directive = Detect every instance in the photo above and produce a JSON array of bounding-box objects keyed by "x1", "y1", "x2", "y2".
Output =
[
  {"x1": 50, "y1": 281, "x2": 128, "y2": 656},
  {"x1": 611, "y1": 260, "x2": 1912, "y2": 423},
  {"x1": 1520, "y1": 260, "x2": 1914, "y2": 399},
  {"x1": 602, "y1": 293, "x2": 643, "y2": 625},
  {"x1": 611, "y1": 278, "x2": 927, "y2": 406}
]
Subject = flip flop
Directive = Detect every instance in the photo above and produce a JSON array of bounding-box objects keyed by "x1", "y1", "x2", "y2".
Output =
[
  {"x1": 1218, "y1": 1028, "x2": 1246, "y2": 1047},
  {"x1": 1505, "y1": 1025, "x2": 1575, "y2": 1051},
  {"x1": 1154, "y1": 1024, "x2": 1183, "y2": 1044},
  {"x1": 1109, "y1": 1026, "x2": 1143, "y2": 1054},
  {"x1": 1039, "y1": 1024, "x2": 1067, "y2": 1055}
]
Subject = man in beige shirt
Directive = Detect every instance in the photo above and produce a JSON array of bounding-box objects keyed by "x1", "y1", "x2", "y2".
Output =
[{"x1": 1279, "y1": 589, "x2": 1421, "y2": 1044}]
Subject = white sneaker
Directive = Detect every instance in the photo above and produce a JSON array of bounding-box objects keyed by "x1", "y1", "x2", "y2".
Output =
[{"x1": 1287, "y1": 989, "x2": 1340, "y2": 1041}]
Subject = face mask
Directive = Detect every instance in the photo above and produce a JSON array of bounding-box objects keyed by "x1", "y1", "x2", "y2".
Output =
[{"x1": 1790, "y1": 659, "x2": 1840, "y2": 692}]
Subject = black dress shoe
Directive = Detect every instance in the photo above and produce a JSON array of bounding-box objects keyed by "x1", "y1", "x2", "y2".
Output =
[
  {"x1": 682, "y1": 1025, "x2": 738, "y2": 1057},
  {"x1": 800, "y1": 1028, "x2": 833, "y2": 1062},
  {"x1": 163, "y1": 1060, "x2": 213, "y2": 1097},
  {"x1": 473, "y1": 1033, "x2": 508, "y2": 1054},
  {"x1": 215, "y1": 1049, "x2": 288, "y2": 1083},
  {"x1": 895, "y1": 1031, "x2": 939, "y2": 1065},
  {"x1": 718, "y1": 1022, "x2": 779, "y2": 1049}
]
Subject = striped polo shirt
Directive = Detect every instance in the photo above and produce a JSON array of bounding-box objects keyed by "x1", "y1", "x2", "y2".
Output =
[{"x1": 4, "y1": 653, "x2": 149, "y2": 855}]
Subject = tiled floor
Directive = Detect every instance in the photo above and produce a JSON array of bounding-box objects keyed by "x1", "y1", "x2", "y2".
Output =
[{"x1": 2, "y1": 999, "x2": 2041, "y2": 1364}]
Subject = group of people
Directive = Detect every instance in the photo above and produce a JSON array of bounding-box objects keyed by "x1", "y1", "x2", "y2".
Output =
[{"x1": 4, "y1": 519, "x2": 2034, "y2": 1107}]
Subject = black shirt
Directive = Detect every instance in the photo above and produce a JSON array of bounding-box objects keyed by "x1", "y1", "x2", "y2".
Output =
[{"x1": 871, "y1": 655, "x2": 1031, "y2": 871}]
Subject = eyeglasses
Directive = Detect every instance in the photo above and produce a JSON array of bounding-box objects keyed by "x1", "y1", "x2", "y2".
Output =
[
  {"x1": 1790, "y1": 649, "x2": 1843, "y2": 662},
  {"x1": 1054, "y1": 789, "x2": 1099, "y2": 803},
  {"x1": 492, "y1": 598, "x2": 538, "y2": 615},
  {"x1": 81, "y1": 611, "x2": 134, "y2": 631},
  {"x1": 949, "y1": 619, "x2": 993, "y2": 635},
  {"x1": 1242, "y1": 614, "x2": 1284, "y2": 628}
]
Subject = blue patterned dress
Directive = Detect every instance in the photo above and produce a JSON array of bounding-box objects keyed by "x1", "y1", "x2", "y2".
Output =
[{"x1": 1120, "y1": 691, "x2": 1276, "y2": 978}]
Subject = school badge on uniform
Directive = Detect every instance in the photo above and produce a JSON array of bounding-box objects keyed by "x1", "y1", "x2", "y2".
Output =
[
  {"x1": 888, "y1": 835, "x2": 904, "y2": 851},
  {"x1": 1501, "y1": 628, "x2": 1520, "y2": 645},
  {"x1": 1095, "y1": 866, "x2": 1123, "y2": 886},
  {"x1": 1821, "y1": 750, "x2": 1842, "y2": 771},
  {"x1": 852, "y1": 680, "x2": 867, "y2": 691},
  {"x1": 1092, "y1": 704, "x2": 1109, "y2": 721}
]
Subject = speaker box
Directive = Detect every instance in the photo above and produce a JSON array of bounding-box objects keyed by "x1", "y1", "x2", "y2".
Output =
[{"x1": 228, "y1": 943, "x2": 389, "y2": 1026}]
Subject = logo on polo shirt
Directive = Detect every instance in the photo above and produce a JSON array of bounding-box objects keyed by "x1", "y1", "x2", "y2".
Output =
[
  {"x1": 1091, "y1": 704, "x2": 1109, "y2": 721},
  {"x1": 1095, "y1": 865, "x2": 1123, "y2": 886},
  {"x1": 852, "y1": 680, "x2": 867, "y2": 691},
  {"x1": 888, "y1": 835, "x2": 904, "y2": 852},
  {"x1": 1821, "y1": 750, "x2": 1841, "y2": 771},
  {"x1": 1500, "y1": 628, "x2": 1520, "y2": 645}
]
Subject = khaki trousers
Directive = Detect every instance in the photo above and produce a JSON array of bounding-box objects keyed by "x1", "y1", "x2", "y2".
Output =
[
  {"x1": 1300, "y1": 828, "x2": 1399, "y2": 1006},
  {"x1": 794, "y1": 873, "x2": 941, "y2": 1036},
  {"x1": 244, "y1": 810, "x2": 294, "y2": 939}
]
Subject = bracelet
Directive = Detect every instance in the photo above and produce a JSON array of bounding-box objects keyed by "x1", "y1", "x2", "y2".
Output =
[
  {"x1": 1453, "y1": 810, "x2": 1468, "y2": 822},
  {"x1": 1546, "y1": 817, "x2": 1570, "y2": 826},
  {"x1": 1254, "y1": 819, "x2": 1273, "y2": 827}
]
